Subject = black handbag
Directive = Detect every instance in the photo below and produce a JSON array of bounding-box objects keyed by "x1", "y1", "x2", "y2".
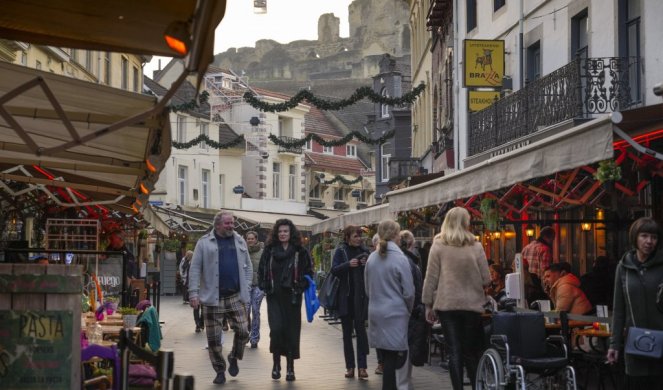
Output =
[
  {"x1": 318, "y1": 273, "x2": 340, "y2": 310},
  {"x1": 625, "y1": 327, "x2": 663, "y2": 359},
  {"x1": 624, "y1": 270, "x2": 663, "y2": 359}
]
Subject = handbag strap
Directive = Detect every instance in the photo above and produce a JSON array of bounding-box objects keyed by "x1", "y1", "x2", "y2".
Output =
[{"x1": 624, "y1": 267, "x2": 638, "y2": 328}]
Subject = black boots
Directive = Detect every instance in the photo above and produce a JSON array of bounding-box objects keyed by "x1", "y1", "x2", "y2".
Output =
[
  {"x1": 286, "y1": 356, "x2": 295, "y2": 381},
  {"x1": 271, "y1": 354, "x2": 281, "y2": 380}
]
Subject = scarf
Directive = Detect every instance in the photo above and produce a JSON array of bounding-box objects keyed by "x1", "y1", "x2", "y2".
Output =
[{"x1": 248, "y1": 242, "x2": 263, "y2": 254}]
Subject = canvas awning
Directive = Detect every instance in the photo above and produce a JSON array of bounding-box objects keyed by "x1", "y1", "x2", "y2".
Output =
[
  {"x1": 388, "y1": 116, "x2": 615, "y2": 212},
  {"x1": 0, "y1": 0, "x2": 227, "y2": 80},
  {"x1": 311, "y1": 204, "x2": 393, "y2": 234},
  {"x1": 0, "y1": 61, "x2": 170, "y2": 211},
  {"x1": 227, "y1": 209, "x2": 323, "y2": 232}
]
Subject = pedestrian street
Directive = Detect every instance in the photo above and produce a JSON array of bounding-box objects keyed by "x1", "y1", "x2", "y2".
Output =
[{"x1": 159, "y1": 295, "x2": 456, "y2": 389}]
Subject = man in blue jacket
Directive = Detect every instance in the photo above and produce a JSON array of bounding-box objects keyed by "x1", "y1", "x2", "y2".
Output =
[{"x1": 188, "y1": 211, "x2": 253, "y2": 385}]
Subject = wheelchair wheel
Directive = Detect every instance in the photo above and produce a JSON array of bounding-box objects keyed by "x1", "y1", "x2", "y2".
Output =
[{"x1": 476, "y1": 348, "x2": 505, "y2": 390}]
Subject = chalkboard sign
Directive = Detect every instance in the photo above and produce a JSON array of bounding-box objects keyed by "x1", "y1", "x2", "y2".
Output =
[{"x1": 95, "y1": 255, "x2": 123, "y2": 300}]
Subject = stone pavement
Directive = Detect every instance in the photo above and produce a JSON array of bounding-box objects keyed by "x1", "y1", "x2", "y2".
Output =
[{"x1": 158, "y1": 295, "x2": 455, "y2": 389}]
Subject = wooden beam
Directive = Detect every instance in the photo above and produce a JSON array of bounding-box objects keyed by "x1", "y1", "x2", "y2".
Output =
[{"x1": 0, "y1": 172, "x2": 135, "y2": 196}]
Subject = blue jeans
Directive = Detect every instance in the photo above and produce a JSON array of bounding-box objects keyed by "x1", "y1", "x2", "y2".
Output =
[{"x1": 248, "y1": 286, "x2": 264, "y2": 344}]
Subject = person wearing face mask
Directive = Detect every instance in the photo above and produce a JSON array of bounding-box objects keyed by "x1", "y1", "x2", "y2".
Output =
[
  {"x1": 331, "y1": 225, "x2": 371, "y2": 380},
  {"x1": 258, "y1": 219, "x2": 313, "y2": 382},
  {"x1": 607, "y1": 217, "x2": 663, "y2": 389},
  {"x1": 245, "y1": 231, "x2": 264, "y2": 349},
  {"x1": 188, "y1": 211, "x2": 252, "y2": 385}
]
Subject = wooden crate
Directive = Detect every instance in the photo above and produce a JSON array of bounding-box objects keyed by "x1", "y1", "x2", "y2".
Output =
[{"x1": 0, "y1": 264, "x2": 82, "y2": 389}]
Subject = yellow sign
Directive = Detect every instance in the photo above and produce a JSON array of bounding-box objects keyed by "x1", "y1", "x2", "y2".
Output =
[
  {"x1": 464, "y1": 39, "x2": 505, "y2": 87},
  {"x1": 468, "y1": 90, "x2": 501, "y2": 112}
]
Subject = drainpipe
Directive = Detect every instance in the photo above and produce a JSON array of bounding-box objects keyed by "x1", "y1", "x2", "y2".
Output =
[
  {"x1": 453, "y1": 0, "x2": 460, "y2": 170},
  {"x1": 519, "y1": 0, "x2": 524, "y2": 89}
]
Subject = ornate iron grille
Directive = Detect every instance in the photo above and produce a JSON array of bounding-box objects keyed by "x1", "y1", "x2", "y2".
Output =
[{"x1": 468, "y1": 57, "x2": 639, "y2": 156}]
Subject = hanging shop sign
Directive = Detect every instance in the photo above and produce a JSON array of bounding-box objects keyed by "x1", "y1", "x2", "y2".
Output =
[
  {"x1": 464, "y1": 39, "x2": 505, "y2": 87},
  {"x1": 468, "y1": 90, "x2": 501, "y2": 112}
]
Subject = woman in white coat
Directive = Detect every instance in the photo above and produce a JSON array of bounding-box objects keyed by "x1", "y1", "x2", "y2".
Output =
[{"x1": 365, "y1": 220, "x2": 415, "y2": 390}]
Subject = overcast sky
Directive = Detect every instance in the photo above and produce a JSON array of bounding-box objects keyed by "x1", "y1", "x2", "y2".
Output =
[{"x1": 146, "y1": 0, "x2": 353, "y2": 76}]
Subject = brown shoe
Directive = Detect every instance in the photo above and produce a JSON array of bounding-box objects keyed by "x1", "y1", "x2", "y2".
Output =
[
  {"x1": 375, "y1": 364, "x2": 383, "y2": 375},
  {"x1": 358, "y1": 368, "x2": 368, "y2": 380},
  {"x1": 345, "y1": 368, "x2": 355, "y2": 378}
]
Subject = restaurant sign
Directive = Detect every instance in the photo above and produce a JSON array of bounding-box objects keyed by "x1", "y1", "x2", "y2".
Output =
[
  {"x1": 464, "y1": 39, "x2": 505, "y2": 87},
  {"x1": 468, "y1": 90, "x2": 501, "y2": 112},
  {"x1": 0, "y1": 310, "x2": 72, "y2": 389}
]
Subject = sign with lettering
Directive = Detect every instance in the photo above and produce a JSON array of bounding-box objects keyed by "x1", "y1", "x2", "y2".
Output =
[
  {"x1": 96, "y1": 256, "x2": 123, "y2": 300},
  {"x1": 0, "y1": 310, "x2": 72, "y2": 389},
  {"x1": 464, "y1": 39, "x2": 505, "y2": 87},
  {"x1": 468, "y1": 90, "x2": 501, "y2": 112}
]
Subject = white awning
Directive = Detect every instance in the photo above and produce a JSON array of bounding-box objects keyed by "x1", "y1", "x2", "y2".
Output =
[
  {"x1": 388, "y1": 117, "x2": 614, "y2": 212},
  {"x1": 227, "y1": 209, "x2": 323, "y2": 232},
  {"x1": 311, "y1": 204, "x2": 393, "y2": 234}
]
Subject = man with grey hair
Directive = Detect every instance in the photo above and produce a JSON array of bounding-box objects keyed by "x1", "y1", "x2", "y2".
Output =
[{"x1": 189, "y1": 211, "x2": 253, "y2": 385}]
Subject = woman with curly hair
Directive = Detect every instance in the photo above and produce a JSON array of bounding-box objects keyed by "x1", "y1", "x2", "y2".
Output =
[{"x1": 257, "y1": 219, "x2": 313, "y2": 382}]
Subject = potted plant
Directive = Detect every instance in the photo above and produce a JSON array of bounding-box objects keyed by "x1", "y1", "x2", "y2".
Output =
[
  {"x1": 117, "y1": 306, "x2": 140, "y2": 328},
  {"x1": 594, "y1": 160, "x2": 622, "y2": 190},
  {"x1": 103, "y1": 296, "x2": 119, "y2": 315}
]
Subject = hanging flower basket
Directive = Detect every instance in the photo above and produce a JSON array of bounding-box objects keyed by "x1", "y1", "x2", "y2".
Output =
[{"x1": 594, "y1": 160, "x2": 622, "y2": 184}]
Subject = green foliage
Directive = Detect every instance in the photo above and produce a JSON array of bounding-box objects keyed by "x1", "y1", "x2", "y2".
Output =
[
  {"x1": 594, "y1": 160, "x2": 622, "y2": 183},
  {"x1": 173, "y1": 133, "x2": 245, "y2": 150},
  {"x1": 244, "y1": 83, "x2": 426, "y2": 112},
  {"x1": 480, "y1": 198, "x2": 500, "y2": 232},
  {"x1": 162, "y1": 239, "x2": 180, "y2": 253},
  {"x1": 318, "y1": 175, "x2": 363, "y2": 185},
  {"x1": 117, "y1": 306, "x2": 139, "y2": 315}
]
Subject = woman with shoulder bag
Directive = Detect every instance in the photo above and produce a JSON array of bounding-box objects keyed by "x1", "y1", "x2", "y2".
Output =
[
  {"x1": 331, "y1": 225, "x2": 371, "y2": 380},
  {"x1": 607, "y1": 217, "x2": 663, "y2": 388}
]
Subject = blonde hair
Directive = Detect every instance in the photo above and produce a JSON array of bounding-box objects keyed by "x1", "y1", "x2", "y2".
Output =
[
  {"x1": 185, "y1": 250, "x2": 193, "y2": 261},
  {"x1": 435, "y1": 207, "x2": 476, "y2": 247},
  {"x1": 400, "y1": 230, "x2": 415, "y2": 249},
  {"x1": 377, "y1": 220, "x2": 400, "y2": 256}
]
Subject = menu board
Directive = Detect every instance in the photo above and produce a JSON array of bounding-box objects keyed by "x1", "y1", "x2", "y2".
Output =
[
  {"x1": 95, "y1": 255, "x2": 123, "y2": 300},
  {"x1": 0, "y1": 310, "x2": 73, "y2": 389}
]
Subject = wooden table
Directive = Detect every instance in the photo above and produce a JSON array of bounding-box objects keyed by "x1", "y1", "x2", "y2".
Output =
[
  {"x1": 100, "y1": 325, "x2": 141, "y2": 339},
  {"x1": 575, "y1": 328, "x2": 611, "y2": 353},
  {"x1": 544, "y1": 320, "x2": 594, "y2": 330}
]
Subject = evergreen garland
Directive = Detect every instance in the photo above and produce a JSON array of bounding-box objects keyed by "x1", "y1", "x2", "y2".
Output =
[
  {"x1": 269, "y1": 129, "x2": 395, "y2": 148},
  {"x1": 168, "y1": 91, "x2": 210, "y2": 113},
  {"x1": 172, "y1": 133, "x2": 245, "y2": 149},
  {"x1": 317, "y1": 175, "x2": 363, "y2": 185},
  {"x1": 243, "y1": 83, "x2": 426, "y2": 112}
]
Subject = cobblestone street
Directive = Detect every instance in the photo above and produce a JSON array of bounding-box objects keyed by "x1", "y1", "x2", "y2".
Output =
[{"x1": 159, "y1": 295, "x2": 455, "y2": 389}]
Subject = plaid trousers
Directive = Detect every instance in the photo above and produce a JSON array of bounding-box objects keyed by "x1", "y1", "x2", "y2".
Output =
[{"x1": 203, "y1": 293, "x2": 249, "y2": 373}]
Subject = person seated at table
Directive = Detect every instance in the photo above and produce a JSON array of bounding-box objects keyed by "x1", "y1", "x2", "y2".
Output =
[
  {"x1": 580, "y1": 255, "x2": 615, "y2": 309},
  {"x1": 484, "y1": 264, "x2": 506, "y2": 302},
  {"x1": 543, "y1": 262, "x2": 592, "y2": 314}
]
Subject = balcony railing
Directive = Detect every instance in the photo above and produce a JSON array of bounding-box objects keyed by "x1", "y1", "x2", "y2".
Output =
[
  {"x1": 388, "y1": 158, "x2": 421, "y2": 185},
  {"x1": 276, "y1": 136, "x2": 303, "y2": 154},
  {"x1": 468, "y1": 56, "x2": 640, "y2": 156}
]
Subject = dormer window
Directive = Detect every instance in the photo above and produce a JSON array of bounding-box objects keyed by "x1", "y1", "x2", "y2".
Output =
[
  {"x1": 323, "y1": 145, "x2": 333, "y2": 154},
  {"x1": 346, "y1": 144, "x2": 357, "y2": 157}
]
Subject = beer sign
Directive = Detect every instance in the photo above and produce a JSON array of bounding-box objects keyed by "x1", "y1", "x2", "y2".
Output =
[{"x1": 464, "y1": 39, "x2": 505, "y2": 87}]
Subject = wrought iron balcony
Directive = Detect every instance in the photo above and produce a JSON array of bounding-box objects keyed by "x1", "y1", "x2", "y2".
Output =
[
  {"x1": 276, "y1": 136, "x2": 303, "y2": 154},
  {"x1": 388, "y1": 158, "x2": 421, "y2": 185},
  {"x1": 468, "y1": 56, "x2": 640, "y2": 156}
]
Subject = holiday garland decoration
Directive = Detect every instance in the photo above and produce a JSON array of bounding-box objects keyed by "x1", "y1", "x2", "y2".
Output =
[
  {"x1": 243, "y1": 83, "x2": 426, "y2": 112},
  {"x1": 269, "y1": 129, "x2": 395, "y2": 148},
  {"x1": 317, "y1": 175, "x2": 363, "y2": 185},
  {"x1": 168, "y1": 90, "x2": 210, "y2": 113},
  {"x1": 172, "y1": 133, "x2": 245, "y2": 149}
]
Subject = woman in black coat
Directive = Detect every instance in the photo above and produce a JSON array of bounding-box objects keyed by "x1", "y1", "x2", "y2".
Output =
[
  {"x1": 331, "y1": 225, "x2": 370, "y2": 379},
  {"x1": 258, "y1": 219, "x2": 313, "y2": 382}
]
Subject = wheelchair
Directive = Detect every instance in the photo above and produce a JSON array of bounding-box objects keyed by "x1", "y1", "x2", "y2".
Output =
[{"x1": 476, "y1": 311, "x2": 577, "y2": 390}]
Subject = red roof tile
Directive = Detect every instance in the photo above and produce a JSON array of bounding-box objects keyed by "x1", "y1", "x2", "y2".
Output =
[{"x1": 305, "y1": 152, "x2": 367, "y2": 175}]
